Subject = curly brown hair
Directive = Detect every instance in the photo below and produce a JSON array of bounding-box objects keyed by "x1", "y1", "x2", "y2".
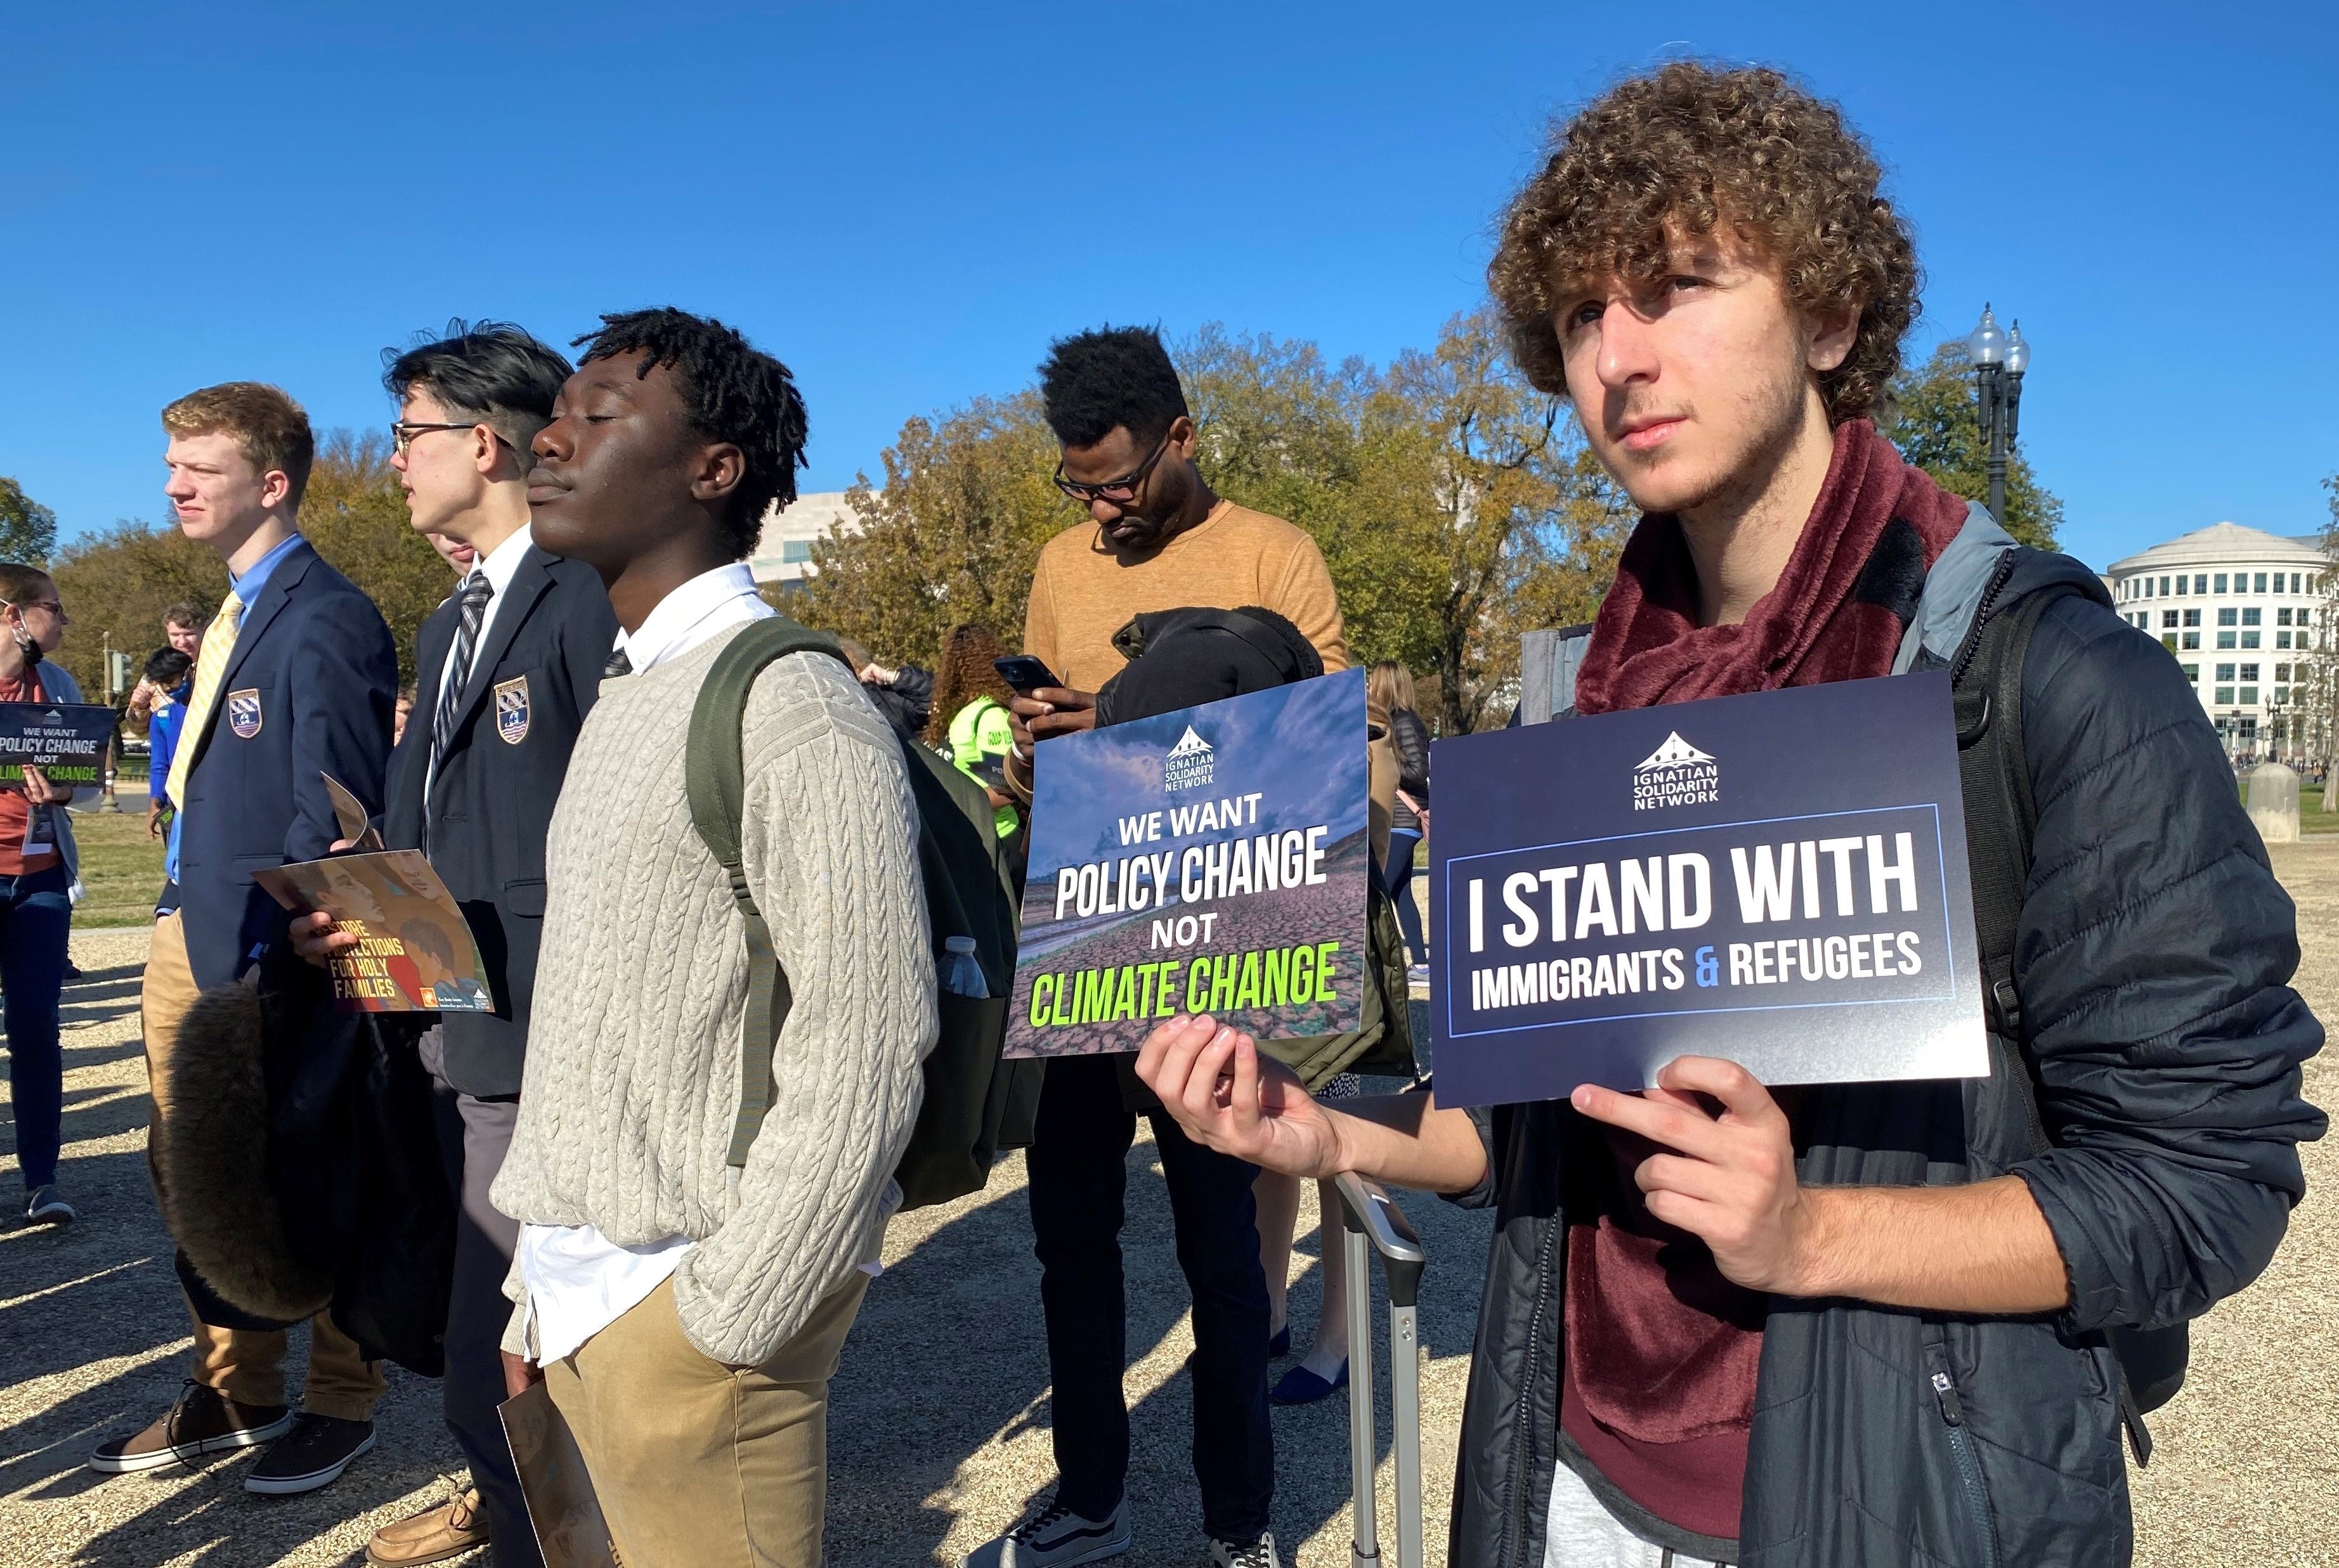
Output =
[
  {"x1": 922, "y1": 623, "x2": 1017, "y2": 748},
  {"x1": 1489, "y1": 62, "x2": 1919, "y2": 425}
]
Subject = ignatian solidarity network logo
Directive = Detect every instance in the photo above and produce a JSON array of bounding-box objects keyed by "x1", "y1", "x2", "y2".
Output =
[
  {"x1": 1631, "y1": 730, "x2": 1718, "y2": 812},
  {"x1": 1163, "y1": 725, "x2": 1216, "y2": 793}
]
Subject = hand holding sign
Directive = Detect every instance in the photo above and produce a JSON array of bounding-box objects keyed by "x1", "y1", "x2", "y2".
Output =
[
  {"x1": 1136, "y1": 1013, "x2": 1345, "y2": 1178},
  {"x1": 1571, "y1": 1056, "x2": 1816, "y2": 1295}
]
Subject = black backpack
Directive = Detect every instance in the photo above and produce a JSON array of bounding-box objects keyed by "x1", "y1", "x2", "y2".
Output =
[
  {"x1": 1950, "y1": 565, "x2": 2189, "y2": 1442},
  {"x1": 684, "y1": 616, "x2": 1041, "y2": 1212}
]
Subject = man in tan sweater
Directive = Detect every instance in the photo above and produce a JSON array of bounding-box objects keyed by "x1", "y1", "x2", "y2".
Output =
[
  {"x1": 975, "y1": 327, "x2": 1338, "y2": 1568},
  {"x1": 1003, "y1": 327, "x2": 1344, "y2": 801}
]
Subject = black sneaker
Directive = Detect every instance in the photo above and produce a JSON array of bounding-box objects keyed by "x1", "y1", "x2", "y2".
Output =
[
  {"x1": 1204, "y1": 1534, "x2": 1281, "y2": 1568},
  {"x1": 88, "y1": 1383, "x2": 292, "y2": 1472},
  {"x1": 961, "y1": 1496, "x2": 1131, "y2": 1566},
  {"x1": 244, "y1": 1412, "x2": 376, "y2": 1495},
  {"x1": 24, "y1": 1186, "x2": 74, "y2": 1225}
]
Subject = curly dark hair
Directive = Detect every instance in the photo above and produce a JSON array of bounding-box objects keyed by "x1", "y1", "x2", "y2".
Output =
[
  {"x1": 922, "y1": 623, "x2": 1015, "y2": 748},
  {"x1": 1489, "y1": 62, "x2": 1918, "y2": 425},
  {"x1": 573, "y1": 308, "x2": 809, "y2": 560},
  {"x1": 1038, "y1": 325, "x2": 1188, "y2": 449}
]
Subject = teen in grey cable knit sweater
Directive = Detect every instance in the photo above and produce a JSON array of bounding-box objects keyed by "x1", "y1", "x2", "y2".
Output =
[{"x1": 486, "y1": 309, "x2": 935, "y2": 1568}]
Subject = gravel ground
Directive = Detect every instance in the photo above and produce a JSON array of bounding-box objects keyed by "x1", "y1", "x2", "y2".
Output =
[{"x1": 4, "y1": 843, "x2": 2335, "y2": 1565}]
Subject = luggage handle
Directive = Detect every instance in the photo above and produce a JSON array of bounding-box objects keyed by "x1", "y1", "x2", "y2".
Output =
[{"x1": 1337, "y1": 1174, "x2": 1426, "y2": 1568}]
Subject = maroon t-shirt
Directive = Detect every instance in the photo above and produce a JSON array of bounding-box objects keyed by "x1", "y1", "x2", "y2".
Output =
[{"x1": 1560, "y1": 1125, "x2": 1766, "y2": 1544}]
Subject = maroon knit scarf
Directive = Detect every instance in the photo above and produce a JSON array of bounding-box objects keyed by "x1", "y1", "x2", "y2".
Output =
[
  {"x1": 1558, "y1": 420, "x2": 1972, "y2": 1534},
  {"x1": 1573, "y1": 419, "x2": 1972, "y2": 715}
]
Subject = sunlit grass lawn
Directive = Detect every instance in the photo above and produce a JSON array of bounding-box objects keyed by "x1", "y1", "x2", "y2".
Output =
[{"x1": 66, "y1": 796, "x2": 166, "y2": 928}]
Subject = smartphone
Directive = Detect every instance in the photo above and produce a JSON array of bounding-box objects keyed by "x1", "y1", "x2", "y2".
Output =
[{"x1": 993, "y1": 654, "x2": 1062, "y2": 694}]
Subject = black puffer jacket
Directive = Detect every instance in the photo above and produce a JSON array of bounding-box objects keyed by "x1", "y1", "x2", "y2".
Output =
[
  {"x1": 1447, "y1": 548, "x2": 2326, "y2": 1566},
  {"x1": 1390, "y1": 707, "x2": 1431, "y2": 834}
]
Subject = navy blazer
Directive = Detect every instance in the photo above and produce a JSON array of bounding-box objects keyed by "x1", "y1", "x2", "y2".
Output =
[
  {"x1": 177, "y1": 538, "x2": 398, "y2": 990},
  {"x1": 383, "y1": 546, "x2": 616, "y2": 1097}
]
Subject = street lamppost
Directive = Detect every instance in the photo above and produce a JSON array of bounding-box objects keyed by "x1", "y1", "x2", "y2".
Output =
[{"x1": 1965, "y1": 304, "x2": 2030, "y2": 524}]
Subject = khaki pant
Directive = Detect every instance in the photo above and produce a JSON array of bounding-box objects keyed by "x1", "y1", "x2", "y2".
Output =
[
  {"x1": 546, "y1": 1273, "x2": 870, "y2": 1568},
  {"x1": 143, "y1": 910, "x2": 384, "y2": 1420}
]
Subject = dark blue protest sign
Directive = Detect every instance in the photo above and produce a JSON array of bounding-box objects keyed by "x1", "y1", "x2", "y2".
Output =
[
  {"x1": 1007, "y1": 668, "x2": 1370, "y2": 1058},
  {"x1": 0, "y1": 702, "x2": 119, "y2": 787},
  {"x1": 1429, "y1": 671, "x2": 1985, "y2": 1106}
]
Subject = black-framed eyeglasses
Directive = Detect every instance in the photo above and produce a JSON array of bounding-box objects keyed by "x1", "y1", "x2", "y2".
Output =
[
  {"x1": 1053, "y1": 432, "x2": 1171, "y2": 503},
  {"x1": 392, "y1": 420, "x2": 511, "y2": 456}
]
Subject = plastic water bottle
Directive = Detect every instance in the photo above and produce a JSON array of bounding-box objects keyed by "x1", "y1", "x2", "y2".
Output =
[{"x1": 942, "y1": 935, "x2": 988, "y2": 999}]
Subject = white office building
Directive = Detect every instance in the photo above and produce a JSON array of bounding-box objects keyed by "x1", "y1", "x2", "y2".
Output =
[
  {"x1": 746, "y1": 490, "x2": 864, "y2": 592},
  {"x1": 2104, "y1": 522, "x2": 2329, "y2": 760}
]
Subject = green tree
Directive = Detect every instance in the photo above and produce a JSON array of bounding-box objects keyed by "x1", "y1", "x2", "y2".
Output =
[
  {"x1": 1334, "y1": 311, "x2": 1632, "y2": 734},
  {"x1": 297, "y1": 430, "x2": 454, "y2": 685},
  {"x1": 48, "y1": 520, "x2": 225, "y2": 697},
  {"x1": 796, "y1": 392, "x2": 1071, "y2": 668},
  {"x1": 0, "y1": 476, "x2": 58, "y2": 564},
  {"x1": 800, "y1": 312, "x2": 1632, "y2": 732},
  {"x1": 1885, "y1": 340, "x2": 2063, "y2": 549}
]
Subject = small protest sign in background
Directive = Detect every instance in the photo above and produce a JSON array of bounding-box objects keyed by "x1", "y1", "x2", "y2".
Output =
[
  {"x1": 1430, "y1": 671, "x2": 1986, "y2": 1105},
  {"x1": 0, "y1": 702, "x2": 118, "y2": 787},
  {"x1": 1007, "y1": 668, "x2": 1370, "y2": 1058}
]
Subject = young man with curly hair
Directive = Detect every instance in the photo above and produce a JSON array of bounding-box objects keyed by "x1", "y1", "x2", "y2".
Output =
[
  {"x1": 1137, "y1": 62, "x2": 2323, "y2": 1568},
  {"x1": 488, "y1": 310, "x2": 935, "y2": 1567}
]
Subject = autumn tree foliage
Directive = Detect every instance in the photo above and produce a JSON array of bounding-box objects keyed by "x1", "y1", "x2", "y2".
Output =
[{"x1": 801, "y1": 311, "x2": 1631, "y2": 732}]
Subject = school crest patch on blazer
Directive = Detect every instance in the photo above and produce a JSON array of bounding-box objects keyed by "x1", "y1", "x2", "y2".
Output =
[
  {"x1": 494, "y1": 675, "x2": 531, "y2": 745},
  {"x1": 226, "y1": 689, "x2": 263, "y2": 739}
]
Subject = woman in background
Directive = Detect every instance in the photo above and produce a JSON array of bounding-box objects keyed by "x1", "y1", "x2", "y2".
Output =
[
  {"x1": 1371, "y1": 661, "x2": 1431, "y2": 976},
  {"x1": 923, "y1": 623, "x2": 1025, "y2": 857},
  {"x1": 0, "y1": 564, "x2": 85, "y2": 1226}
]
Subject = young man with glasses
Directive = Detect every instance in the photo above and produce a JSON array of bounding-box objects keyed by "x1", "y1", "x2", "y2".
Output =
[
  {"x1": 973, "y1": 326, "x2": 1346, "y2": 1568},
  {"x1": 295, "y1": 321, "x2": 615, "y2": 1568},
  {"x1": 1001, "y1": 325, "x2": 1345, "y2": 781},
  {"x1": 92, "y1": 381, "x2": 399, "y2": 1495}
]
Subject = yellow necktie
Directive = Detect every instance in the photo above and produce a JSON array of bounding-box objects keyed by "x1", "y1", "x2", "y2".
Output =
[{"x1": 166, "y1": 590, "x2": 244, "y2": 811}]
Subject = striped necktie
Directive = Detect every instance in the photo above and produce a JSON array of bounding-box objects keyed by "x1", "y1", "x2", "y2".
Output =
[
  {"x1": 604, "y1": 647, "x2": 632, "y2": 678},
  {"x1": 431, "y1": 571, "x2": 495, "y2": 782},
  {"x1": 164, "y1": 590, "x2": 244, "y2": 811}
]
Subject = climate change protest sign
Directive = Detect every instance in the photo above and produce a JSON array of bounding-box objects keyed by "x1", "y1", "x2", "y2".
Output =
[
  {"x1": 1428, "y1": 671, "x2": 1985, "y2": 1106},
  {"x1": 0, "y1": 702, "x2": 119, "y2": 787},
  {"x1": 1007, "y1": 667, "x2": 1371, "y2": 1058}
]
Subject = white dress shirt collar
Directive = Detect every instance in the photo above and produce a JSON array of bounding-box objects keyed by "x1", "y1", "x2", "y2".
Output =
[
  {"x1": 614, "y1": 560, "x2": 772, "y2": 674},
  {"x1": 467, "y1": 521, "x2": 535, "y2": 600}
]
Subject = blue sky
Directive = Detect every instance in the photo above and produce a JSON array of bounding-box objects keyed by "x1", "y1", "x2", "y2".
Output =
[{"x1": 5, "y1": 2, "x2": 2332, "y2": 572}]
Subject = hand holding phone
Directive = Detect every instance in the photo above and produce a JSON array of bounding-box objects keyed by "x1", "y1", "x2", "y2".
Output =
[{"x1": 993, "y1": 655, "x2": 1061, "y2": 694}]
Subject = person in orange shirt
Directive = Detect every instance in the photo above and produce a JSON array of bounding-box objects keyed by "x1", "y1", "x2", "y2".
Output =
[{"x1": 977, "y1": 327, "x2": 1345, "y2": 1568}]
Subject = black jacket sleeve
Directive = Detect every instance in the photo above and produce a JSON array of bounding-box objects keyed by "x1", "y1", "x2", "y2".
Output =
[
  {"x1": 2009, "y1": 595, "x2": 2326, "y2": 1333},
  {"x1": 1392, "y1": 708, "x2": 1431, "y2": 802}
]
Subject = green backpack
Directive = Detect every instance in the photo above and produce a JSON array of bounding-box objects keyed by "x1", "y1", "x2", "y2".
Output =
[{"x1": 684, "y1": 616, "x2": 1041, "y2": 1211}]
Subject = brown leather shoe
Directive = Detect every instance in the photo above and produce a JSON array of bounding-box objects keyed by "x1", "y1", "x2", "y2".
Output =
[
  {"x1": 365, "y1": 1488, "x2": 492, "y2": 1565},
  {"x1": 87, "y1": 1382, "x2": 292, "y2": 1473}
]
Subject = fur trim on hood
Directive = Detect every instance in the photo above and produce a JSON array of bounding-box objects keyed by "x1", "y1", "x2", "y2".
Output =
[{"x1": 156, "y1": 982, "x2": 333, "y2": 1322}]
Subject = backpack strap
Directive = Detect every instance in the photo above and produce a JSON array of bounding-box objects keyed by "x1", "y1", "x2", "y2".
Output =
[
  {"x1": 1948, "y1": 573, "x2": 2180, "y2": 1451},
  {"x1": 1950, "y1": 568, "x2": 2069, "y2": 1153},
  {"x1": 682, "y1": 616, "x2": 854, "y2": 1174}
]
